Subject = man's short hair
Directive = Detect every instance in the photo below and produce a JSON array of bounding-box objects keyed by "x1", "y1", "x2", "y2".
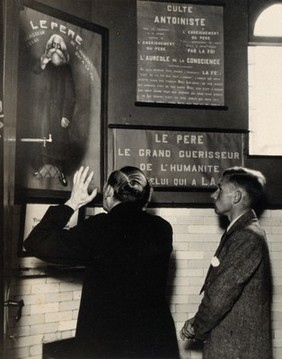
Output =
[{"x1": 222, "y1": 166, "x2": 266, "y2": 209}]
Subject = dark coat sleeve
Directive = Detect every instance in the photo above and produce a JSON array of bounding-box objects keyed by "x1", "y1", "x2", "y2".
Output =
[
  {"x1": 193, "y1": 227, "x2": 264, "y2": 340},
  {"x1": 23, "y1": 204, "x2": 107, "y2": 265}
]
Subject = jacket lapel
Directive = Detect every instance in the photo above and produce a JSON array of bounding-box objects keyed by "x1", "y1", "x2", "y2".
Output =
[
  {"x1": 200, "y1": 230, "x2": 227, "y2": 294},
  {"x1": 200, "y1": 210, "x2": 257, "y2": 294}
]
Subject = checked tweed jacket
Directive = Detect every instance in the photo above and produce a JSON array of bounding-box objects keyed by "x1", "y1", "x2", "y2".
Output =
[{"x1": 193, "y1": 210, "x2": 272, "y2": 359}]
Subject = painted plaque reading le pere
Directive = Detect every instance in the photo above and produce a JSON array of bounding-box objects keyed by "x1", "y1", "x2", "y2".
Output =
[
  {"x1": 113, "y1": 129, "x2": 244, "y2": 188},
  {"x1": 136, "y1": 1, "x2": 224, "y2": 106}
]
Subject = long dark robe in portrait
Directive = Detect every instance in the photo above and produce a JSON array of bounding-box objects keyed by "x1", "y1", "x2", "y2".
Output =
[{"x1": 30, "y1": 61, "x2": 76, "y2": 174}]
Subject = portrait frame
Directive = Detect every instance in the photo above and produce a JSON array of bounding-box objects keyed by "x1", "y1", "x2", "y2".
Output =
[{"x1": 15, "y1": 0, "x2": 108, "y2": 203}]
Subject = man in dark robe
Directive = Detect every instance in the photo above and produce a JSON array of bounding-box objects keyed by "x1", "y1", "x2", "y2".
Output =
[{"x1": 30, "y1": 34, "x2": 76, "y2": 186}]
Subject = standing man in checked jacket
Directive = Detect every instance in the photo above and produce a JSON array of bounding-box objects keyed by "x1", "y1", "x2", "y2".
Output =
[{"x1": 181, "y1": 167, "x2": 272, "y2": 359}]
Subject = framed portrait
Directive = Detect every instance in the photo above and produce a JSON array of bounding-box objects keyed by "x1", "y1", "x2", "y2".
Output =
[{"x1": 15, "y1": 1, "x2": 108, "y2": 201}]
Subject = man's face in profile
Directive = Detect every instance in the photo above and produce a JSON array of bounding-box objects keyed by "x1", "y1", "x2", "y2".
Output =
[{"x1": 211, "y1": 176, "x2": 236, "y2": 216}]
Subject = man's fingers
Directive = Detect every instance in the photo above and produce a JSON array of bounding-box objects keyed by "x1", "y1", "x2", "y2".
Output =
[
  {"x1": 74, "y1": 166, "x2": 84, "y2": 185},
  {"x1": 180, "y1": 320, "x2": 195, "y2": 341},
  {"x1": 73, "y1": 170, "x2": 79, "y2": 185},
  {"x1": 180, "y1": 328, "x2": 188, "y2": 340},
  {"x1": 85, "y1": 171, "x2": 94, "y2": 188},
  {"x1": 80, "y1": 166, "x2": 90, "y2": 184},
  {"x1": 74, "y1": 166, "x2": 93, "y2": 187},
  {"x1": 89, "y1": 188, "x2": 98, "y2": 201}
]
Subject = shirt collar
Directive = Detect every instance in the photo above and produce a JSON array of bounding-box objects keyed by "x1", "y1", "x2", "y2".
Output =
[{"x1": 226, "y1": 212, "x2": 246, "y2": 232}]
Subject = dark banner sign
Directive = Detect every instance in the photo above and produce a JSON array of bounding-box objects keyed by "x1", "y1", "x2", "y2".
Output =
[
  {"x1": 113, "y1": 129, "x2": 244, "y2": 188},
  {"x1": 136, "y1": 1, "x2": 224, "y2": 106}
]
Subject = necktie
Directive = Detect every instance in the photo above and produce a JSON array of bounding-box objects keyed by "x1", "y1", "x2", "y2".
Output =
[{"x1": 214, "y1": 229, "x2": 228, "y2": 257}]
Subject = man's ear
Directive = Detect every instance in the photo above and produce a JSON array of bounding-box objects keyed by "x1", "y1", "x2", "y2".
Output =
[
  {"x1": 108, "y1": 185, "x2": 114, "y2": 197},
  {"x1": 233, "y1": 189, "x2": 242, "y2": 204},
  {"x1": 104, "y1": 184, "x2": 114, "y2": 198}
]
